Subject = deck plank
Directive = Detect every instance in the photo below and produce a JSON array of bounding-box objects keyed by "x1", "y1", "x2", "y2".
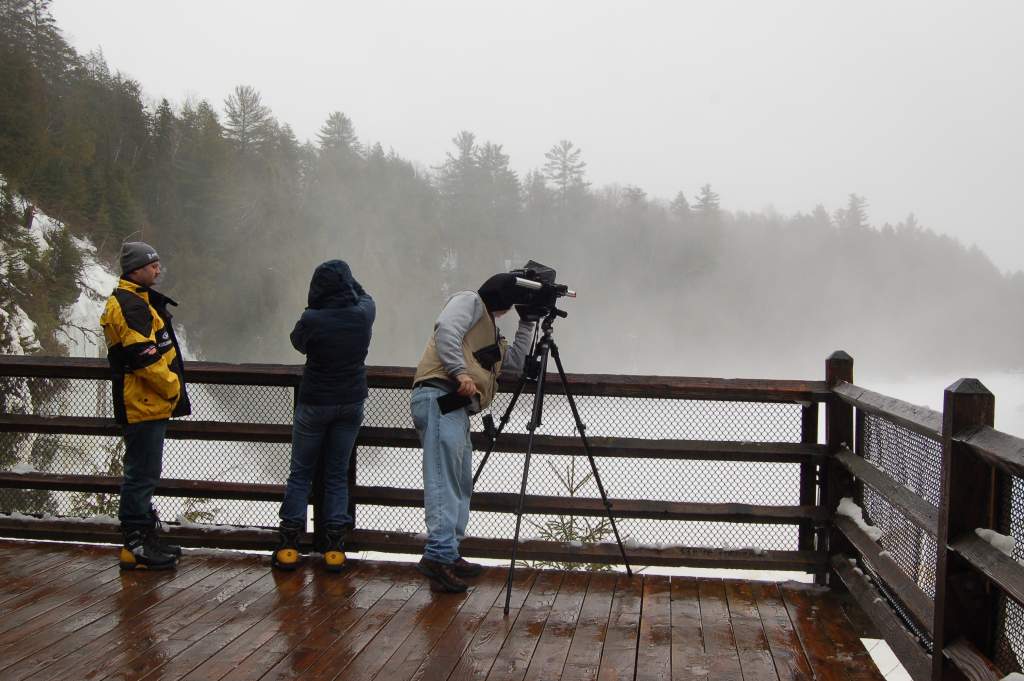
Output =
[
  {"x1": 130, "y1": 566, "x2": 319, "y2": 681},
  {"x1": 748, "y1": 582, "x2": 814, "y2": 681},
  {"x1": 699, "y1": 579, "x2": 743, "y2": 681},
  {"x1": 635, "y1": 575, "x2": 672, "y2": 681},
  {"x1": 596, "y1": 574, "x2": 643, "y2": 681},
  {"x1": 180, "y1": 563, "x2": 369, "y2": 681},
  {"x1": 297, "y1": 574, "x2": 422, "y2": 680},
  {"x1": 559, "y1": 572, "x2": 617, "y2": 681},
  {"x1": 725, "y1": 580, "x2": 779, "y2": 681},
  {"x1": 256, "y1": 563, "x2": 410, "y2": 681},
  {"x1": 485, "y1": 569, "x2": 565, "y2": 681},
  {"x1": 523, "y1": 570, "x2": 590, "y2": 681},
  {"x1": 215, "y1": 562, "x2": 377, "y2": 681},
  {"x1": 450, "y1": 569, "x2": 544, "y2": 679},
  {"x1": 379, "y1": 568, "x2": 508, "y2": 681},
  {"x1": 0, "y1": 558, "x2": 217, "y2": 681},
  {"x1": 407, "y1": 569, "x2": 532, "y2": 679},
  {"x1": 0, "y1": 558, "x2": 213, "y2": 665},
  {"x1": 25, "y1": 557, "x2": 263, "y2": 681},
  {"x1": 0, "y1": 562, "x2": 122, "y2": 635},
  {"x1": 780, "y1": 583, "x2": 883, "y2": 681},
  {"x1": 670, "y1": 576, "x2": 708, "y2": 681}
]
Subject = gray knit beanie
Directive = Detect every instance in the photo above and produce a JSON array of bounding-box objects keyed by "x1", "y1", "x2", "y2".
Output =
[{"x1": 120, "y1": 241, "x2": 159, "y2": 275}]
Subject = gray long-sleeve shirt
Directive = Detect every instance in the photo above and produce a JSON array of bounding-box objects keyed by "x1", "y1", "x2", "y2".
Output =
[{"x1": 434, "y1": 291, "x2": 534, "y2": 380}]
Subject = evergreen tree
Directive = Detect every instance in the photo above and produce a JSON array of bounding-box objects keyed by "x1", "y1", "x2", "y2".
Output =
[
  {"x1": 670, "y1": 190, "x2": 691, "y2": 222},
  {"x1": 223, "y1": 85, "x2": 274, "y2": 155},
  {"x1": 834, "y1": 193, "x2": 869, "y2": 231},
  {"x1": 693, "y1": 183, "x2": 720, "y2": 216},
  {"x1": 542, "y1": 139, "x2": 588, "y2": 203},
  {"x1": 317, "y1": 111, "x2": 361, "y2": 156}
]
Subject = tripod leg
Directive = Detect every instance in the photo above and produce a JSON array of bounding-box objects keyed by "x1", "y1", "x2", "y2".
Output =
[
  {"x1": 473, "y1": 373, "x2": 530, "y2": 486},
  {"x1": 504, "y1": 342, "x2": 550, "y2": 614},
  {"x1": 550, "y1": 342, "x2": 633, "y2": 576}
]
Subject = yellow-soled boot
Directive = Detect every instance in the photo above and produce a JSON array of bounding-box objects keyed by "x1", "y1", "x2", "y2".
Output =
[
  {"x1": 323, "y1": 525, "x2": 347, "y2": 573},
  {"x1": 272, "y1": 523, "x2": 302, "y2": 571},
  {"x1": 120, "y1": 528, "x2": 176, "y2": 571}
]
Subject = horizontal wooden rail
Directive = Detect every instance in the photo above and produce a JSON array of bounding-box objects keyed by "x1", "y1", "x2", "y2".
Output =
[
  {"x1": 943, "y1": 638, "x2": 1003, "y2": 681},
  {"x1": 0, "y1": 414, "x2": 828, "y2": 463},
  {"x1": 0, "y1": 472, "x2": 283, "y2": 500},
  {"x1": 0, "y1": 472, "x2": 824, "y2": 525},
  {"x1": 956, "y1": 425, "x2": 1024, "y2": 478},
  {"x1": 831, "y1": 555, "x2": 932, "y2": 681},
  {"x1": 835, "y1": 447, "x2": 939, "y2": 535},
  {"x1": 0, "y1": 514, "x2": 826, "y2": 571},
  {"x1": 950, "y1": 532, "x2": 1024, "y2": 609},
  {"x1": 832, "y1": 381, "x2": 943, "y2": 440},
  {"x1": 0, "y1": 354, "x2": 831, "y2": 402},
  {"x1": 354, "y1": 486, "x2": 825, "y2": 524},
  {"x1": 834, "y1": 515, "x2": 934, "y2": 633}
]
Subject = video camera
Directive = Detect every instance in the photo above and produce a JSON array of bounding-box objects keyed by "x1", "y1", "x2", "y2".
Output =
[{"x1": 510, "y1": 260, "x2": 575, "y2": 321}]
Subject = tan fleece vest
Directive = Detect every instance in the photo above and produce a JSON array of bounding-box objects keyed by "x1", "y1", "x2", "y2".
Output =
[{"x1": 413, "y1": 299, "x2": 508, "y2": 409}]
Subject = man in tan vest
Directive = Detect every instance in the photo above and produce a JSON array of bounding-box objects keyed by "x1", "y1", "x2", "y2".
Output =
[{"x1": 411, "y1": 273, "x2": 536, "y2": 592}]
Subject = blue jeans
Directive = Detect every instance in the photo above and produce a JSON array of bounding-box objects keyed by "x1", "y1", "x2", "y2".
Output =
[
  {"x1": 279, "y1": 401, "x2": 364, "y2": 528},
  {"x1": 120, "y1": 419, "x2": 168, "y2": 529},
  {"x1": 411, "y1": 385, "x2": 472, "y2": 564}
]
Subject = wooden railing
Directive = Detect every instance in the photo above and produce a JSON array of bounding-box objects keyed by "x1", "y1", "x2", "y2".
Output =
[
  {"x1": 0, "y1": 353, "x2": 830, "y2": 573},
  {"x1": 827, "y1": 356, "x2": 1024, "y2": 680},
  {"x1": 7, "y1": 352, "x2": 1024, "y2": 677}
]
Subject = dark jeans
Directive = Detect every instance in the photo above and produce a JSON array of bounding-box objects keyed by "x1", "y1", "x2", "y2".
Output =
[
  {"x1": 279, "y1": 401, "x2": 364, "y2": 528},
  {"x1": 119, "y1": 419, "x2": 168, "y2": 529}
]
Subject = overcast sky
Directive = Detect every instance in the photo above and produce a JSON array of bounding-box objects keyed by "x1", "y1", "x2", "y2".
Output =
[{"x1": 52, "y1": 0, "x2": 1024, "y2": 272}]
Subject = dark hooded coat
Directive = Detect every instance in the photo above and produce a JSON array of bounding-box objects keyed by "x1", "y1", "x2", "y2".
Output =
[{"x1": 290, "y1": 260, "x2": 376, "y2": 405}]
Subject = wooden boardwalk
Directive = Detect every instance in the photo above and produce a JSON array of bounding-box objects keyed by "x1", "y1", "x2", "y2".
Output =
[{"x1": 0, "y1": 539, "x2": 883, "y2": 681}]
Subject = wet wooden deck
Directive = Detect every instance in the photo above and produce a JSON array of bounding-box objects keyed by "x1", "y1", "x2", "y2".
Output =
[{"x1": 0, "y1": 539, "x2": 883, "y2": 680}]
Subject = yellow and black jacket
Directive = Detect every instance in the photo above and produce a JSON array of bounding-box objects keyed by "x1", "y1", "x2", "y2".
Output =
[{"x1": 100, "y1": 278, "x2": 191, "y2": 425}]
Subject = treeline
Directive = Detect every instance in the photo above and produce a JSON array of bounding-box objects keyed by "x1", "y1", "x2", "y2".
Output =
[{"x1": 1, "y1": 0, "x2": 1021, "y2": 376}]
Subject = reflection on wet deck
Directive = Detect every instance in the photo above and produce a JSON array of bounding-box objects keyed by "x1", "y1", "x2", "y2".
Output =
[{"x1": 0, "y1": 539, "x2": 882, "y2": 680}]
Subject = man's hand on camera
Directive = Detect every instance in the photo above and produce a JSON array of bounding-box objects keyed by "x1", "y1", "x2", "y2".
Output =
[
  {"x1": 516, "y1": 304, "x2": 542, "y2": 323},
  {"x1": 455, "y1": 373, "x2": 477, "y2": 397}
]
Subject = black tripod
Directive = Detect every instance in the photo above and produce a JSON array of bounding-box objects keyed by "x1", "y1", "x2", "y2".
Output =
[{"x1": 473, "y1": 308, "x2": 632, "y2": 614}]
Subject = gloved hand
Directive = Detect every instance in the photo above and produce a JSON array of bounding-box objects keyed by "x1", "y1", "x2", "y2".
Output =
[{"x1": 516, "y1": 304, "x2": 543, "y2": 323}]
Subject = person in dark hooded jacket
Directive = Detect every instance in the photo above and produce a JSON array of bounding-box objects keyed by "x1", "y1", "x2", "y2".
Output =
[{"x1": 273, "y1": 260, "x2": 375, "y2": 572}]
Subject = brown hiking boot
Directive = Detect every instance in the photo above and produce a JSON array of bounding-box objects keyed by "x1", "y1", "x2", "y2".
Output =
[
  {"x1": 417, "y1": 557, "x2": 468, "y2": 593},
  {"x1": 452, "y1": 557, "x2": 483, "y2": 578}
]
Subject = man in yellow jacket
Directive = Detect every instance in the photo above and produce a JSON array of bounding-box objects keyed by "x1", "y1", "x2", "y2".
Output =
[{"x1": 100, "y1": 241, "x2": 191, "y2": 570}]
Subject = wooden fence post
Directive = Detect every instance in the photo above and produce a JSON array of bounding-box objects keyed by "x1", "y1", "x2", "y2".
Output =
[
  {"x1": 347, "y1": 443, "x2": 357, "y2": 532},
  {"x1": 799, "y1": 402, "x2": 819, "y2": 572},
  {"x1": 824, "y1": 350, "x2": 855, "y2": 587},
  {"x1": 932, "y1": 379, "x2": 995, "y2": 681}
]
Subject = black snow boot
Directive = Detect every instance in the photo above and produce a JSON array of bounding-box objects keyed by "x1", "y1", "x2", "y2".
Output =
[
  {"x1": 120, "y1": 527, "x2": 177, "y2": 571},
  {"x1": 272, "y1": 522, "x2": 302, "y2": 571},
  {"x1": 149, "y1": 506, "x2": 182, "y2": 557},
  {"x1": 323, "y1": 524, "x2": 347, "y2": 573}
]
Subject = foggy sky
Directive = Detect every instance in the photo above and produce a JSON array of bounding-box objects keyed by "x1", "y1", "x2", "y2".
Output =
[{"x1": 52, "y1": 0, "x2": 1024, "y2": 273}]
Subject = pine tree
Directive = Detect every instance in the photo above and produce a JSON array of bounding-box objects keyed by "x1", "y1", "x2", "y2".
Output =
[
  {"x1": 223, "y1": 85, "x2": 274, "y2": 155},
  {"x1": 693, "y1": 183, "x2": 720, "y2": 215},
  {"x1": 670, "y1": 191, "x2": 691, "y2": 222},
  {"x1": 317, "y1": 111, "x2": 361, "y2": 156},
  {"x1": 542, "y1": 140, "x2": 588, "y2": 203},
  {"x1": 834, "y1": 193, "x2": 869, "y2": 231}
]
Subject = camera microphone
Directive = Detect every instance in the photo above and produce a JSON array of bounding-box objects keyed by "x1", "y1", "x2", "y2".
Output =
[{"x1": 513, "y1": 277, "x2": 577, "y2": 298}]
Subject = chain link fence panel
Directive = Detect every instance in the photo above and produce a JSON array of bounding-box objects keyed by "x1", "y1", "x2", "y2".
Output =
[{"x1": 1, "y1": 374, "x2": 811, "y2": 558}]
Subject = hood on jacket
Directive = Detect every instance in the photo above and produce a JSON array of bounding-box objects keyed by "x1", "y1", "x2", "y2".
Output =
[
  {"x1": 307, "y1": 260, "x2": 358, "y2": 309},
  {"x1": 478, "y1": 272, "x2": 524, "y2": 313}
]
